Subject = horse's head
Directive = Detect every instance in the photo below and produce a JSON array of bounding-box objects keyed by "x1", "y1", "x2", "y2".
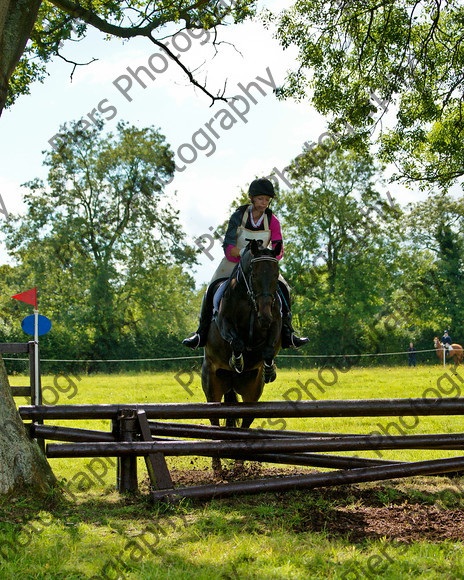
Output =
[
  {"x1": 241, "y1": 239, "x2": 282, "y2": 329},
  {"x1": 434, "y1": 337, "x2": 440, "y2": 348}
]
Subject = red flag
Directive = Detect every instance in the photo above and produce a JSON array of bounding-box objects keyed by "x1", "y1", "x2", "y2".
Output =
[{"x1": 12, "y1": 287, "x2": 37, "y2": 309}]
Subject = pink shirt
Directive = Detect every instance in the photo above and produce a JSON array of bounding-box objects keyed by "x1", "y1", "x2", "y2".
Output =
[{"x1": 225, "y1": 213, "x2": 284, "y2": 263}]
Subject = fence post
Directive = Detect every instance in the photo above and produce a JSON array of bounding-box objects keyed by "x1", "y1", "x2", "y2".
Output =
[
  {"x1": 28, "y1": 340, "x2": 42, "y2": 405},
  {"x1": 29, "y1": 340, "x2": 44, "y2": 452},
  {"x1": 136, "y1": 410, "x2": 173, "y2": 491},
  {"x1": 116, "y1": 409, "x2": 138, "y2": 493}
]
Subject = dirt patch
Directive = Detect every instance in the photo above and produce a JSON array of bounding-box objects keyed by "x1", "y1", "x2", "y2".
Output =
[
  {"x1": 295, "y1": 503, "x2": 464, "y2": 542},
  {"x1": 153, "y1": 465, "x2": 464, "y2": 543},
  {"x1": 169, "y1": 464, "x2": 307, "y2": 487}
]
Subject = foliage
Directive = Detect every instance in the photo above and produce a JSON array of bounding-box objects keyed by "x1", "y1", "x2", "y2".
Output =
[
  {"x1": 2, "y1": 120, "x2": 199, "y2": 360},
  {"x1": 271, "y1": 0, "x2": 464, "y2": 189},
  {"x1": 278, "y1": 145, "x2": 404, "y2": 354},
  {"x1": 405, "y1": 194, "x2": 464, "y2": 336}
]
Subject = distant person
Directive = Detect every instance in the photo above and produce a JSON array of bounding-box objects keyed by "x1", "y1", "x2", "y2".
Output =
[
  {"x1": 441, "y1": 330, "x2": 452, "y2": 356},
  {"x1": 408, "y1": 342, "x2": 416, "y2": 367}
]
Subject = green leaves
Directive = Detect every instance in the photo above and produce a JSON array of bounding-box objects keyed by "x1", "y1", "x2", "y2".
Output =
[
  {"x1": 274, "y1": 0, "x2": 464, "y2": 189},
  {"x1": 3, "y1": 120, "x2": 197, "y2": 358},
  {"x1": 276, "y1": 144, "x2": 402, "y2": 351}
]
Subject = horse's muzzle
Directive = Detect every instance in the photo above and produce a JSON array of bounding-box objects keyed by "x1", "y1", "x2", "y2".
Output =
[{"x1": 257, "y1": 312, "x2": 273, "y2": 329}]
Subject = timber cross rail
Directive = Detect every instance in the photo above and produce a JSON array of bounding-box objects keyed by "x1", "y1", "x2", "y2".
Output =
[{"x1": 17, "y1": 397, "x2": 464, "y2": 502}]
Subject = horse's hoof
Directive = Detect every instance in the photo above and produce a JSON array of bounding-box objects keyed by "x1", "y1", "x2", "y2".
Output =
[
  {"x1": 212, "y1": 457, "x2": 222, "y2": 473},
  {"x1": 264, "y1": 363, "x2": 277, "y2": 383}
]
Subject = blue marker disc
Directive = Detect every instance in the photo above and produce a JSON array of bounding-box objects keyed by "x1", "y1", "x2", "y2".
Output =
[{"x1": 21, "y1": 314, "x2": 52, "y2": 336}]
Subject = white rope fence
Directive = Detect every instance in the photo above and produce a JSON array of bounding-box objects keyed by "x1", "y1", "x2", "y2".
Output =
[{"x1": 2, "y1": 348, "x2": 437, "y2": 363}]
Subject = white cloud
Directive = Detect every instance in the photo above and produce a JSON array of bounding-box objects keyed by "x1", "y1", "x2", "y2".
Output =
[{"x1": 0, "y1": 1, "x2": 431, "y2": 286}]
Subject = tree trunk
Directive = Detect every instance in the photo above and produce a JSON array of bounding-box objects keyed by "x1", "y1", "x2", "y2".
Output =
[
  {"x1": 0, "y1": 0, "x2": 42, "y2": 115},
  {"x1": 0, "y1": 353, "x2": 57, "y2": 495}
]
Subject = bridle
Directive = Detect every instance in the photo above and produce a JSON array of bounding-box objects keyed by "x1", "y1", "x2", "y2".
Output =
[{"x1": 238, "y1": 255, "x2": 279, "y2": 312}]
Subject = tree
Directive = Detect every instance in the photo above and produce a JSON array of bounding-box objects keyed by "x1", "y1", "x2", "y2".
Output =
[
  {"x1": 0, "y1": 0, "x2": 256, "y2": 115},
  {"x1": 406, "y1": 195, "x2": 464, "y2": 335},
  {"x1": 3, "y1": 120, "x2": 198, "y2": 359},
  {"x1": 278, "y1": 144, "x2": 402, "y2": 354},
  {"x1": 272, "y1": 0, "x2": 464, "y2": 189},
  {"x1": 0, "y1": 354, "x2": 56, "y2": 496}
]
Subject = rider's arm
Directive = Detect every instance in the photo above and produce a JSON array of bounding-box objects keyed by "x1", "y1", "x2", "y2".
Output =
[
  {"x1": 222, "y1": 209, "x2": 243, "y2": 263},
  {"x1": 269, "y1": 214, "x2": 284, "y2": 259}
]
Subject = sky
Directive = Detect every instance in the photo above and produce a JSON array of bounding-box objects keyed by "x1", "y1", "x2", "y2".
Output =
[{"x1": 0, "y1": 0, "x2": 427, "y2": 285}]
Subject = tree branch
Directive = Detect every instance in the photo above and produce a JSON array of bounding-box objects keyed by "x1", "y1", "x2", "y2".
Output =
[
  {"x1": 148, "y1": 33, "x2": 227, "y2": 104},
  {"x1": 49, "y1": 0, "x2": 228, "y2": 104},
  {"x1": 50, "y1": 0, "x2": 162, "y2": 37}
]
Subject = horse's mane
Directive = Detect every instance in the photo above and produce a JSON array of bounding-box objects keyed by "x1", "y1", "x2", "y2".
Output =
[{"x1": 228, "y1": 241, "x2": 279, "y2": 282}]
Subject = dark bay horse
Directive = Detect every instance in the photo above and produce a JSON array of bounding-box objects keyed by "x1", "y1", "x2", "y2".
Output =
[
  {"x1": 433, "y1": 337, "x2": 464, "y2": 366},
  {"x1": 202, "y1": 240, "x2": 282, "y2": 446}
]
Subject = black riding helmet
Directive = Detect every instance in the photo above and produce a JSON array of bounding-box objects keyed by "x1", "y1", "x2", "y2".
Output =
[{"x1": 248, "y1": 178, "x2": 275, "y2": 198}]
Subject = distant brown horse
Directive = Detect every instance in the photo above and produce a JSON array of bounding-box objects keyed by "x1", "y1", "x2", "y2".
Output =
[
  {"x1": 202, "y1": 240, "x2": 282, "y2": 468},
  {"x1": 433, "y1": 337, "x2": 464, "y2": 366}
]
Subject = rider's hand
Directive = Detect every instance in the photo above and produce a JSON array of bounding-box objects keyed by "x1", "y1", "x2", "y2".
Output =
[{"x1": 230, "y1": 247, "x2": 241, "y2": 257}]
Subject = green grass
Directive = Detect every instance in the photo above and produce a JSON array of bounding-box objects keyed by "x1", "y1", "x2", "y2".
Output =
[{"x1": 3, "y1": 365, "x2": 464, "y2": 579}]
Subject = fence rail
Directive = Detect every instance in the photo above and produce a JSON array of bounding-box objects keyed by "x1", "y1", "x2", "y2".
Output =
[{"x1": 18, "y1": 397, "x2": 464, "y2": 421}]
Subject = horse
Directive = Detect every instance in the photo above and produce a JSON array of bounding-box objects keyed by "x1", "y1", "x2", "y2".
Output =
[
  {"x1": 433, "y1": 337, "x2": 464, "y2": 366},
  {"x1": 202, "y1": 239, "x2": 283, "y2": 470}
]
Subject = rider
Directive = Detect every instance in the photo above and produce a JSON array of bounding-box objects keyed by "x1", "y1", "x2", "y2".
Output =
[
  {"x1": 441, "y1": 330, "x2": 452, "y2": 356},
  {"x1": 182, "y1": 178, "x2": 308, "y2": 350}
]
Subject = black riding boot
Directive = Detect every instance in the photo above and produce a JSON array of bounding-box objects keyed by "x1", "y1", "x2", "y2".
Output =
[
  {"x1": 182, "y1": 283, "x2": 218, "y2": 349},
  {"x1": 278, "y1": 281, "x2": 309, "y2": 349},
  {"x1": 281, "y1": 311, "x2": 309, "y2": 349}
]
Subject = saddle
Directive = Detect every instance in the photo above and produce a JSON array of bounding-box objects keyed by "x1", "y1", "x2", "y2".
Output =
[{"x1": 212, "y1": 279, "x2": 229, "y2": 314}]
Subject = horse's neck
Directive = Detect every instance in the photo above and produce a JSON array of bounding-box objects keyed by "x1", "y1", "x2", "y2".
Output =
[
  {"x1": 220, "y1": 275, "x2": 249, "y2": 314},
  {"x1": 226, "y1": 273, "x2": 247, "y2": 299}
]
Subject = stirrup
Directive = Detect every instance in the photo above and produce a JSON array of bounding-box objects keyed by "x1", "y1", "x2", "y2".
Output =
[
  {"x1": 290, "y1": 334, "x2": 309, "y2": 349},
  {"x1": 229, "y1": 353, "x2": 244, "y2": 374},
  {"x1": 182, "y1": 333, "x2": 201, "y2": 350}
]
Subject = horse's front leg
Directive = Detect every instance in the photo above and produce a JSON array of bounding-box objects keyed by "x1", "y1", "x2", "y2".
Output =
[
  {"x1": 262, "y1": 345, "x2": 278, "y2": 383},
  {"x1": 209, "y1": 419, "x2": 222, "y2": 473},
  {"x1": 219, "y1": 316, "x2": 245, "y2": 374}
]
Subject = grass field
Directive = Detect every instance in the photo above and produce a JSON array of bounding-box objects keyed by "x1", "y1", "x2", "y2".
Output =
[{"x1": 2, "y1": 365, "x2": 464, "y2": 579}]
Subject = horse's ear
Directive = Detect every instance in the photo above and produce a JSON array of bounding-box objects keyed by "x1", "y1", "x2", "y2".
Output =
[
  {"x1": 273, "y1": 241, "x2": 282, "y2": 257},
  {"x1": 250, "y1": 239, "x2": 260, "y2": 256}
]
